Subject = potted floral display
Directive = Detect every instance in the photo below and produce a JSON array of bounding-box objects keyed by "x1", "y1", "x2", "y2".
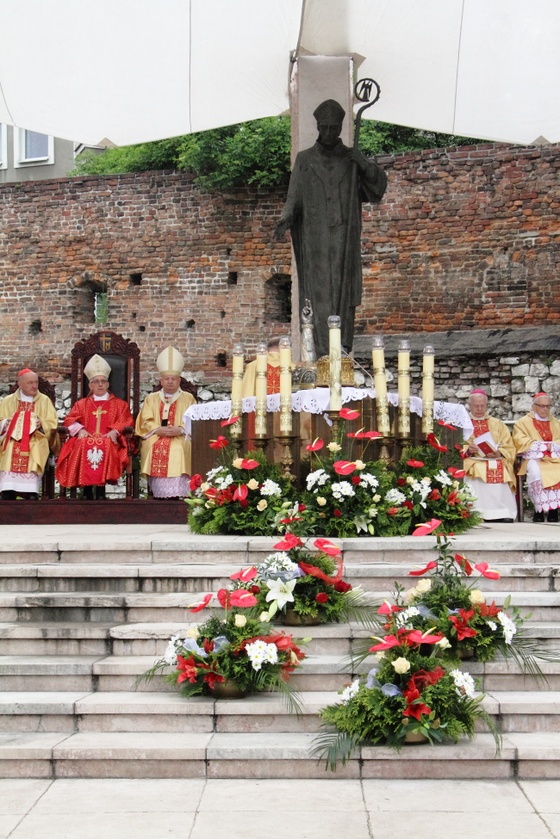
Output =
[{"x1": 230, "y1": 534, "x2": 377, "y2": 627}]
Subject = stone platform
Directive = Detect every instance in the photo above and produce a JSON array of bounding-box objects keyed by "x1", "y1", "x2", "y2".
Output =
[{"x1": 0, "y1": 522, "x2": 559, "y2": 781}]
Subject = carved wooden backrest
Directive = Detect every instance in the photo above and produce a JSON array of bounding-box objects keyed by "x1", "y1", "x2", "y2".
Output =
[{"x1": 71, "y1": 331, "x2": 141, "y2": 415}]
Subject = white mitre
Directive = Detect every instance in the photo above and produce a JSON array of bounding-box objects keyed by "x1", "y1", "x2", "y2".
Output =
[
  {"x1": 157, "y1": 346, "x2": 184, "y2": 376},
  {"x1": 84, "y1": 354, "x2": 111, "y2": 381}
]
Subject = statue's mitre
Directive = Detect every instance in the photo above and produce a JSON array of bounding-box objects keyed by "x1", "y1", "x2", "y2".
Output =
[
  {"x1": 84, "y1": 354, "x2": 111, "y2": 381},
  {"x1": 157, "y1": 346, "x2": 184, "y2": 376}
]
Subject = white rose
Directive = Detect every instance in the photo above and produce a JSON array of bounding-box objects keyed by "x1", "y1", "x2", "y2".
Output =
[
  {"x1": 392, "y1": 657, "x2": 411, "y2": 674},
  {"x1": 372, "y1": 494, "x2": 381, "y2": 503},
  {"x1": 327, "y1": 442, "x2": 341, "y2": 453},
  {"x1": 185, "y1": 624, "x2": 200, "y2": 638},
  {"x1": 416, "y1": 579, "x2": 432, "y2": 594},
  {"x1": 470, "y1": 589, "x2": 485, "y2": 605},
  {"x1": 247, "y1": 478, "x2": 259, "y2": 490},
  {"x1": 354, "y1": 460, "x2": 365, "y2": 470},
  {"x1": 317, "y1": 496, "x2": 327, "y2": 507},
  {"x1": 234, "y1": 614, "x2": 247, "y2": 628},
  {"x1": 232, "y1": 458, "x2": 244, "y2": 468},
  {"x1": 257, "y1": 499, "x2": 268, "y2": 511},
  {"x1": 201, "y1": 482, "x2": 210, "y2": 492}
]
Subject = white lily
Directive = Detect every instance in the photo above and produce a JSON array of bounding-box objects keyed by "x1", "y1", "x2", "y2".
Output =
[{"x1": 265, "y1": 577, "x2": 297, "y2": 609}]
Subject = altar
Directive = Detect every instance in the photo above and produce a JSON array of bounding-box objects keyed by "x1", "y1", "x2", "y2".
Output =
[{"x1": 184, "y1": 388, "x2": 473, "y2": 478}]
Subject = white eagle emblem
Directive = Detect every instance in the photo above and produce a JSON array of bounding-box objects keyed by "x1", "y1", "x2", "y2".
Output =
[{"x1": 87, "y1": 446, "x2": 104, "y2": 470}]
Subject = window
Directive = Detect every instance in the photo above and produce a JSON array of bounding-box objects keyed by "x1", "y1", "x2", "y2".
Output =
[{"x1": 14, "y1": 128, "x2": 53, "y2": 167}]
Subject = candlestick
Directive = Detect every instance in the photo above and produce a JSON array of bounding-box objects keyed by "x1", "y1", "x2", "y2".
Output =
[
  {"x1": 279, "y1": 334, "x2": 292, "y2": 435},
  {"x1": 255, "y1": 341, "x2": 268, "y2": 438},
  {"x1": 397, "y1": 339, "x2": 410, "y2": 437},
  {"x1": 422, "y1": 345, "x2": 435, "y2": 434},
  {"x1": 328, "y1": 315, "x2": 342, "y2": 412},
  {"x1": 230, "y1": 343, "x2": 244, "y2": 438},
  {"x1": 371, "y1": 335, "x2": 390, "y2": 435}
]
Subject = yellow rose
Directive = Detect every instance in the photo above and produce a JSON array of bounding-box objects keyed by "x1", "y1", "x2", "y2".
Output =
[
  {"x1": 354, "y1": 459, "x2": 365, "y2": 470},
  {"x1": 234, "y1": 614, "x2": 247, "y2": 628},
  {"x1": 247, "y1": 479, "x2": 259, "y2": 490},
  {"x1": 392, "y1": 657, "x2": 411, "y2": 674},
  {"x1": 316, "y1": 497, "x2": 327, "y2": 507},
  {"x1": 470, "y1": 589, "x2": 485, "y2": 605},
  {"x1": 327, "y1": 442, "x2": 341, "y2": 453},
  {"x1": 416, "y1": 579, "x2": 432, "y2": 594},
  {"x1": 232, "y1": 458, "x2": 244, "y2": 468},
  {"x1": 257, "y1": 499, "x2": 268, "y2": 511}
]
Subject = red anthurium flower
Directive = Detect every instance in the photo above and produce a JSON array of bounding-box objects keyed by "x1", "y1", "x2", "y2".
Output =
[
  {"x1": 274, "y1": 533, "x2": 303, "y2": 550},
  {"x1": 233, "y1": 484, "x2": 249, "y2": 502},
  {"x1": 454, "y1": 554, "x2": 473, "y2": 575},
  {"x1": 221, "y1": 416, "x2": 240, "y2": 427},
  {"x1": 238, "y1": 458, "x2": 259, "y2": 469},
  {"x1": 369, "y1": 635, "x2": 401, "y2": 651},
  {"x1": 406, "y1": 629, "x2": 444, "y2": 646},
  {"x1": 229, "y1": 566, "x2": 258, "y2": 583},
  {"x1": 427, "y1": 432, "x2": 448, "y2": 453},
  {"x1": 217, "y1": 589, "x2": 230, "y2": 608},
  {"x1": 333, "y1": 460, "x2": 356, "y2": 476},
  {"x1": 406, "y1": 459, "x2": 425, "y2": 468},
  {"x1": 299, "y1": 556, "x2": 343, "y2": 585},
  {"x1": 347, "y1": 429, "x2": 383, "y2": 439},
  {"x1": 229, "y1": 589, "x2": 258, "y2": 608},
  {"x1": 279, "y1": 515, "x2": 303, "y2": 525},
  {"x1": 448, "y1": 466, "x2": 466, "y2": 479},
  {"x1": 412, "y1": 518, "x2": 442, "y2": 537},
  {"x1": 315, "y1": 592, "x2": 329, "y2": 604},
  {"x1": 188, "y1": 593, "x2": 213, "y2": 613},
  {"x1": 306, "y1": 438, "x2": 324, "y2": 452},
  {"x1": 189, "y1": 473, "x2": 203, "y2": 491},
  {"x1": 339, "y1": 407, "x2": 360, "y2": 420},
  {"x1": 409, "y1": 560, "x2": 437, "y2": 576},
  {"x1": 377, "y1": 602, "x2": 403, "y2": 616},
  {"x1": 209, "y1": 435, "x2": 228, "y2": 449},
  {"x1": 314, "y1": 538, "x2": 342, "y2": 556},
  {"x1": 437, "y1": 419, "x2": 457, "y2": 431},
  {"x1": 474, "y1": 562, "x2": 501, "y2": 580}
]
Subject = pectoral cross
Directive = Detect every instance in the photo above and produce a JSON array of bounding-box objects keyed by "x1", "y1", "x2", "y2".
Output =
[{"x1": 92, "y1": 406, "x2": 107, "y2": 435}]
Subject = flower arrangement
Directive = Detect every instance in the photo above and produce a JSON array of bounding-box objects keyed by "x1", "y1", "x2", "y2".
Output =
[
  {"x1": 141, "y1": 587, "x2": 306, "y2": 707},
  {"x1": 291, "y1": 411, "x2": 480, "y2": 538},
  {"x1": 312, "y1": 627, "x2": 499, "y2": 768},
  {"x1": 186, "y1": 422, "x2": 296, "y2": 535},
  {"x1": 376, "y1": 531, "x2": 554, "y2": 678},
  {"x1": 230, "y1": 534, "x2": 377, "y2": 627}
]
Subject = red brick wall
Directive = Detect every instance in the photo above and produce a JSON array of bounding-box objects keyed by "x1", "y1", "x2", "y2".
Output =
[{"x1": 0, "y1": 142, "x2": 558, "y2": 387}]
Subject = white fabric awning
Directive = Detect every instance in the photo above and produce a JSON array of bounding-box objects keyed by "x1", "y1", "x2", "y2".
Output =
[{"x1": 0, "y1": 0, "x2": 558, "y2": 147}]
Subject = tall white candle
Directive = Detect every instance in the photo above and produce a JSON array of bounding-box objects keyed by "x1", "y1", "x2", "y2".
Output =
[
  {"x1": 279, "y1": 335, "x2": 292, "y2": 434},
  {"x1": 230, "y1": 343, "x2": 244, "y2": 437},
  {"x1": 397, "y1": 339, "x2": 410, "y2": 437},
  {"x1": 372, "y1": 335, "x2": 390, "y2": 435},
  {"x1": 422, "y1": 345, "x2": 435, "y2": 434},
  {"x1": 255, "y1": 342, "x2": 268, "y2": 438},
  {"x1": 328, "y1": 316, "x2": 342, "y2": 411}
]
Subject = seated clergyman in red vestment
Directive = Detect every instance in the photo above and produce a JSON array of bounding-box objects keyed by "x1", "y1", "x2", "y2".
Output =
[
  {"x1": 513, "y1": 392, "x2": 560, "y2": 523},
  {"x1": 135, "y1": 346, "x2": 195, "y2": 499},
  {"x1": 0, "y1": 368, "x2": 58, "y2": 499},
  {"x1": 56, "y1": 354, "x2": 133, "y2": 499},
  {"x1": 461, "y1": 389, "x2": 517, "y2": 522}
]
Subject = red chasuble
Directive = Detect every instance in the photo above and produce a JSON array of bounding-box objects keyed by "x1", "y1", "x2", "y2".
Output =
[{"x1": 56, "y1": 394, "x2": 133, "y2": 487}]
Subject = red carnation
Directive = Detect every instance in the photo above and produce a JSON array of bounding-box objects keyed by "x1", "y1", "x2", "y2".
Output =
[{"x1": 315, "y1": 592, "x2": 329, "y2": 604}]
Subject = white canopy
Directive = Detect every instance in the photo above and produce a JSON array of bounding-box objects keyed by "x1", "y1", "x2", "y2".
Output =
[{"x1": 0, "y1": 0, "x2": 558, "y2": 147}]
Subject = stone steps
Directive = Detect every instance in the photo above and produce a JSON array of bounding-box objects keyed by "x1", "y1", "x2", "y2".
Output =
[{"x1": 0, "y1": 523, "x2": 559, "y2": 780}]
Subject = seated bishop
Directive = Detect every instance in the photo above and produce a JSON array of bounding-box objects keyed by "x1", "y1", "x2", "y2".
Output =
[
  {"x1": 135, "y1": 346, "x2": 196, "y2": 499},
  {"x1": 55, "y1": 354, "x2": 134, "y2": 499},
  {"x1": 461, "y1": 389, "x2": 517, "y2": 522},
  {"x1": 513, "y1": 392, "x2": 560, "y2": 522},
  {"x1": 0, "y1": 368, "x2": 59, "y2": 500}
]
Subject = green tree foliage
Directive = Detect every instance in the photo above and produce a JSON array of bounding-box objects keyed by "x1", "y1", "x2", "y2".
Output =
[{"x1": 70, "y1": 117, "x2": 476, "y2": 189}]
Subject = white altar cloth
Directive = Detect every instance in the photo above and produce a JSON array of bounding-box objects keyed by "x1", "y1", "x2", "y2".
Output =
[{"x1": 184, "y1": 388, "x2": 473, "y2": 439}]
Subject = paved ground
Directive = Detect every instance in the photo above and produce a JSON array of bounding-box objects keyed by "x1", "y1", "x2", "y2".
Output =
[{"x1": 2, "y1": 778, "x2": 560, "y2": 838}]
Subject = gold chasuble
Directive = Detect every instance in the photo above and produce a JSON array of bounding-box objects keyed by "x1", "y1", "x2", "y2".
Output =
[
  {"x1": 513, "y1": 414, "x2": 560, "y2": 489},
  {"x1": 0, "y1": 390, "x2": 58, "y2": 477},
  {"x1": 463, "y1": 416, "x2": 516, "y2": 490},
  {"x1": 135, "y1": 389, "x2": 195, "y2": 479},
  {"x1": 56, "y1": 394, "x2": 134, "y2": 487}
]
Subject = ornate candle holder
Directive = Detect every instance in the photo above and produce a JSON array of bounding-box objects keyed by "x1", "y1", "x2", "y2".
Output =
[{"x1": 279, "y1": 434, "x2": 297, "y2": 482}]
